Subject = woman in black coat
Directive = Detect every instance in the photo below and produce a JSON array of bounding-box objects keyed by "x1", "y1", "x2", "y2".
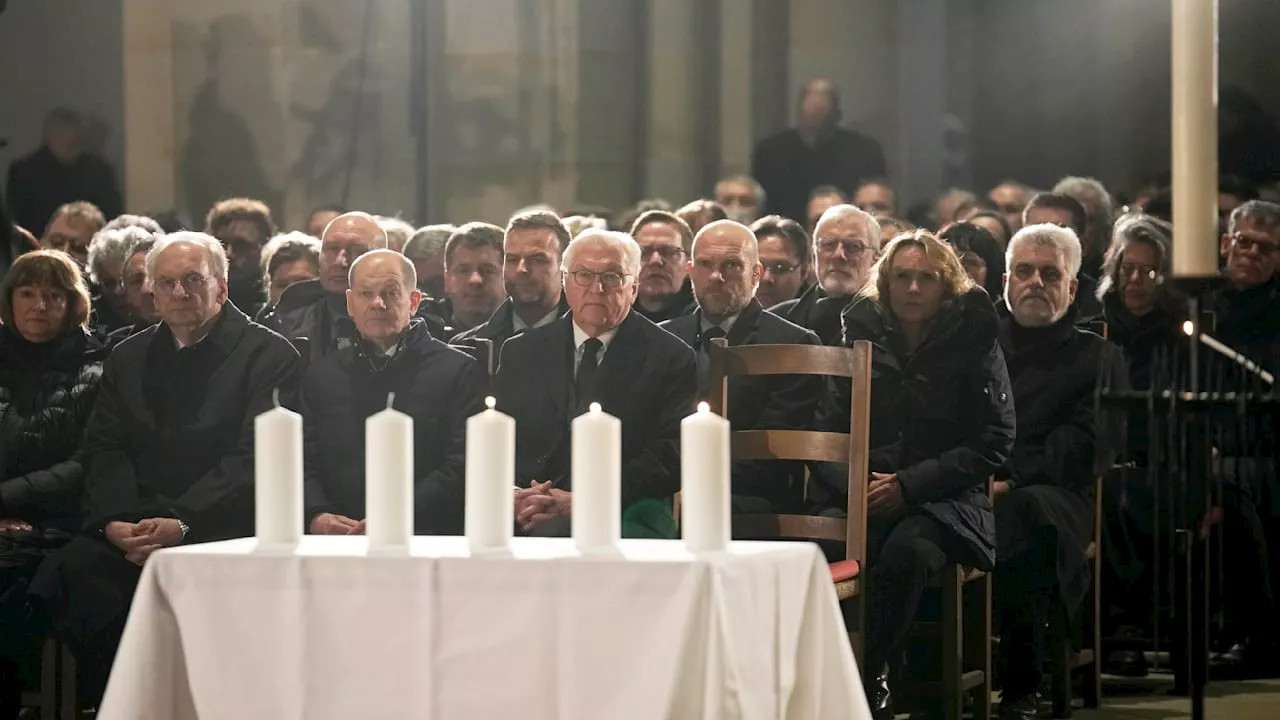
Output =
[
  {"x1": 838, "y1": 230, "x2": 1016, "y2": 718},
  {"x1": 0, "y1": 250, "x2": 107, "y2": 718}
]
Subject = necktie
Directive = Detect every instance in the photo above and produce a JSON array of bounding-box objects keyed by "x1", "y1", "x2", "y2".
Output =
[
  {"x1": 696, "y1": 326, "x2": 727, "y2": 395},
  {"x1": 700, "y1": 325, "x2": 727, "y2": 351},
  {"x1": 576, "y1": 338, "x2": 603, "y2": 406}
]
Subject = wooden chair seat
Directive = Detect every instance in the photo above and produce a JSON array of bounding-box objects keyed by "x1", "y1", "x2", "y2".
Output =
[{"x1": 829, "y1": 559, "x2": 861, "y2": 599}]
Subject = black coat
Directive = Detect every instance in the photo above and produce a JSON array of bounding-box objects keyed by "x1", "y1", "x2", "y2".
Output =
[
  {"x1": 1101, "y1": 295, "x2": 1186, "y2": 465},
  {"x1": 5, "y1": 147, "x2": 123, "y2": 234},
  {"x1": 80, "y1": 304, "x2": 299, "y2": 541},
  {"x1": 633, "y1": 277, "x2": 696, "y2": 324},
  {"x1": 835, "y1": 289, "x2": 1016, "y2": 570},
  {"x1": 450, "y1": 294, "x2": 571, "y2": 361},
  {"x1": 0, "y1": 326, "x2": 107, "y2": 530},
  {"x1": 661, "y1": 299, "x2": 823, "y2": 512},
  {"x1": 495, "y1": 311, "x2": 697, "y2": 505},
  {"x1": 751, "y1": 127, "x2": 888, "y2": 225},
  {"x1": 301, "y1": 319, "x2": 485, "y2": 534},
  {"x1": 769, "y1": 282, "x2": 850, "y2": 346}
]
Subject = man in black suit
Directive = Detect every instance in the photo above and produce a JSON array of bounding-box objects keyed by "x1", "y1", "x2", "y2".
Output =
[
  {"x1": 29, "y1": 232, "x2": 300, "y2": 707},
  {"x1": 496, "y1": 229, "x2": 697, "y2": 538},
  {"x1": 302, "y1": 250, "x2": 485, "y2": 537},
  {"x1": 662, "y1": 220, "x2": 821, "y2": 513}
]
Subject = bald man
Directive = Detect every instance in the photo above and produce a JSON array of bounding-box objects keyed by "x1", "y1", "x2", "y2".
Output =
[
  {"x1": 661, "y1": 221, "x2": 822, "y2": 514},
  {"x1": 771, "y1": 204, "x2": 881, "y2": 344},
  {"x1": 259, "y1": 211, "x2": 388, "y2": 363},
  {"x1": 751, "y1": 78, "x2": 888, "y2": 225},
  {"x1": 301, "y1": 249, "x2": 485, "y2": 536}
]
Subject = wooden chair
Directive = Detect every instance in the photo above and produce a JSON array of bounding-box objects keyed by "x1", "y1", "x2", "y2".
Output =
[
  {"x1": 706, "y1": 338, "x2": 872, "y2": 663},
  {"x1": 1049, "y1": 475, "x2": 1104, "y2": 717}
]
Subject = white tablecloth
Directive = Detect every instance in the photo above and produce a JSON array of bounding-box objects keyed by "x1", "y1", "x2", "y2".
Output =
[{"x1": 100, "y1": 536, "x2": 867, "y2": 720}]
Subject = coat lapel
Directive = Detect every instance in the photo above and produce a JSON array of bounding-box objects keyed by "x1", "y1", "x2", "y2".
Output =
[
  {"x1": 541, "y1": 318, "x2": 575, "y2": 426},
  {"x1": 594, "y1": 311, "x2": 648, "y2": 415}
]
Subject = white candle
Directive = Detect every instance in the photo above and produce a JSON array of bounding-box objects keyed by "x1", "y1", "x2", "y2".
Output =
[
  {"x1": 572, "y1": 402, "x2": 621, "y2": 553},
  {"x1": 466, "y1": 396, "x2": 515, "y2": 552},
  {"x1": 1171, "y1": 0, "x2": 1219, "y2": 277},
  {"x1": 254, "y1": 389, "x2": 303, "y2": 548},
  {"x1": 366, "y1": 394, "x2": 414, "y2": 551},
  {"x1": 681, "y1": 402, "x2": 731, "y2": 553}
]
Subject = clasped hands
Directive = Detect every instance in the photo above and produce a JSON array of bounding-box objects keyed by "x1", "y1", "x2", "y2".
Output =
[
  {"x1": 104, "y1": 519, "x2": 185, "y2": 565},
  {"x1": 867, "y1": 472, "x2": 904, "y2": 516},
  {"x1": 514, "y1": 480, "x2": 571, "y2": 532},
  {"x1": 310, "y1": 513, "x2": 367, "y2": 535}
]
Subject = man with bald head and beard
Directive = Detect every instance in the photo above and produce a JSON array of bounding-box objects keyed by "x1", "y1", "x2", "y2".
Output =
[
  {"x1": 771, "y1": 204, "x2": 881, "y2": 344},
  {"x1": 261, "y1": 211, "x2": 388, "y2": 363},
  {"x1": 662, "y1": 221, "x2": 821, "y2": 513},
  {"x1": 301, "y1": 250, "x2": 484, "y2": 536}
]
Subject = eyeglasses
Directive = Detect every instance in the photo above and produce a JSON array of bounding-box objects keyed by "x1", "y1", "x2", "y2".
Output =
[
  {"x1": 567, "y1": 269, "x2": 629, "y2": 290},
  {"x1": 638, "y1": 244, "x2": 686, "y2": 263},
  {"x1": 153, "y1": 272, "x2": 213, "y2": 296},
  {"x1": 816, "y1": 237, "x2": 872, "y2": 258},
  {"x1": 97, "y1": 277, "x2": 126, "y2": 293},
  {"x1": 762, "y1": 261, "x2": 800, "y2": 276},
  {"x1": 1231, "y1": 233, "x2": 1280, "y2": 255},
  {"x1": 1119, "y1": 263, "x2": 1158, "y2": 282}
]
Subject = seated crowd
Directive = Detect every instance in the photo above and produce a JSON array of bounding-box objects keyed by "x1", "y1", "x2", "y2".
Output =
[{"x1": 0, "y1": 169, "x2": 1277, "y2": 720}]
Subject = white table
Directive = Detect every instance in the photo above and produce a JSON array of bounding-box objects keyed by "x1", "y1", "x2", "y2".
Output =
[{"x1": 100, "y1": 536, "x2": 867, "y2": 720}]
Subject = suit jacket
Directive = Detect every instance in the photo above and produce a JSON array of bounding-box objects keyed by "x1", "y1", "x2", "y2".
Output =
[
  {"x1": 661, "y1": 299, "x2": 821, "y2": 512},
  {"x1": 81, "y1": 304, "x2": 300, "y2": 541},
  {"x1": 301, "y1": 319, "x2": 484, "y2": 534},
  {"x1": 451, "y1": 294, "x2": 571, "y2": 361},
  {"x1": 769, "y1": 282, "x2": 849, "y2": 346},
  {"x1": 495, "y1": 311, "x2": 696, "y2": 505}
]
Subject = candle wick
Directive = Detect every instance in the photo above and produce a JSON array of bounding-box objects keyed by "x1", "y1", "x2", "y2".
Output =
[
  {"x1": 386, "y1": 392, "x2": 396, "y2": 410},
  {"x1": 272, "y1": 387, "x2": 281, "y2": 409}
]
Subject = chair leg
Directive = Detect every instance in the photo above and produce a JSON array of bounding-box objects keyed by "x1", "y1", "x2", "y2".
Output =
[
  {"x1": 942, "y1": 566, "x2": 964, "y2": 720},
  {"x1": 964, "y1": 574, "x2": 993, "y2": 720},
  {"x1": 1050, "y1": 600, "x2": 1073, "y2": 719},
  {"x1": 59, "y1": 643, "x2": 77, "y2": 720},
  {"x1": 1083, "y1": 559, "x2": 1102, "y2": 708},
  {"x1": 40, "y1": 638, "x2": 58, "y2": 720},
  {"x1": 842, "y1": 593, "x2": 866, "y2": 670}
]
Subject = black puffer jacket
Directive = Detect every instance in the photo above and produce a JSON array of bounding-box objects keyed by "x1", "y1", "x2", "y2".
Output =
[
  {"x1": 834, "y1": 288, "x2": 1016, "y2": 570},
  {"x1": 0, "y1": 325, "x2": 108, "y2": 531}
]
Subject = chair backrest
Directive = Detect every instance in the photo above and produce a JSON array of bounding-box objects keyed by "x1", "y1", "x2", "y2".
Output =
[
  {"x1": 451, "y1": 338, "x2": 494, "y2": 391},
  {"x1": 706, "y1": 338, "x2": 874, "y2": 566}
]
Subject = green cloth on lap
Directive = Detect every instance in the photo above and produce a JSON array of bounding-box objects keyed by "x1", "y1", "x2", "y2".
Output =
[{"x1": 621, "y1": 498, "x2": 677, "y2": 539}]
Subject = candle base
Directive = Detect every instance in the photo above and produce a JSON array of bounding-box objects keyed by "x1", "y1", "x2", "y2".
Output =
[
  {"x1": 366, "y1": 543, "x2": 412, "y2": 557},
  {"x1": 467, "y1": 545, "x2": 515, "y2": 559},
  {"x1": 251, "y1": 539, "x2": 301, "y2": 555},
  {"x1": 574, "y1": 543, "x2": 622, "y2": 559}
]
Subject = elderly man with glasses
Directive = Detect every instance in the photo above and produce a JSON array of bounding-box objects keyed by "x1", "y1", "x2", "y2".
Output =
[
  {"x1": 495, "y1": 228, "x2": 696, "y2": 539},
  {"x1": 29, "y1": 231, "x2": 300, "y2": 710}
]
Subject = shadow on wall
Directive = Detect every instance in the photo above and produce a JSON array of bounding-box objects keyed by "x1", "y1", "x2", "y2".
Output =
[{"x1": 178, "y1": 13, "x2": 282, "y2": 224}]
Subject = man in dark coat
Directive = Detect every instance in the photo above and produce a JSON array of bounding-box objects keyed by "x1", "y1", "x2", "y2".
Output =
[
  {"x1": 29, "y1": 232, "x2": 299, "y2": 707},
  {"x1": 751, "y1": 79, "x2": 887, "y2": 226},
  {"x1": 832, "y1": 233, "x2": 1015, "y2": 718},
  {"x1": 497, "y1": 229, "x2": 696, "y2": 539},
  {"x1": 1022, "y1": 192, "x2": 1104, "y2": 321},
  {"x1": 770, "y1": 204, "x2": 880, "y2": 345},
  {"x1": 994, "y1": 223, "x2": 1128, "y2": 719},
  {"x1": 629, "y1": 210, "x2": 697, "y2": 323},
  {"x1": 302, "y1": 250, "x2": 484, "y2": 537},
  {"x1": 451, "y1": 210, "x2": 572, "y2": 359},
  {"x1": 661, "y1": 220, "x2": 821, "y2": 514},
  {"x1": 5, "y1": 109, "x2": 122, "y2": 236},
  {"x1": 259, "y1": 212, "x2": 387, "y2": 366}
]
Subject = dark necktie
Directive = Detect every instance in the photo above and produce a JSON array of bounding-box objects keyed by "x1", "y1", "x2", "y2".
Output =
[
  {"x1": 576, "y1": 338, "x2": 603, "y2": 406},
  {"x1": 700, "y1": 325, "x2": 727, "y2": 351}
]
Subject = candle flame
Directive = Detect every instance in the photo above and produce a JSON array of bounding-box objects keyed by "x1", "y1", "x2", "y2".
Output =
[
  {"x1": 485, "y1": 395, "x2": 497, "y2": 410},
  {"x1": 386, "y1": 392, "x2": 396, "y2": 410},
  {"x1": 272, "y1": 387, "x2": 281, "y2": 409},
  {"x1": 1182, "y1": 320, "x2": 1194, "y2": 337},
  {"x1": 697, "y1": 401, "x2": 710, "y2": 413},
  {"x1": 589, "y1": 402, "x2": 602, "y2": 413}
]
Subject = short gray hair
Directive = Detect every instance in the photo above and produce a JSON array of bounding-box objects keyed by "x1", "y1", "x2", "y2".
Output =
[
  {"x1": 404, "y1": 224, "x2": 455, "y2": 261},
  {"x1": 1227, "y1": 199, "x2": 1280, "y2": 235},
  {"x1": 260, "y1": 231, "x2": 320, "y2": 287},
  {"x1": 715, "y1": 174, "x2": 767, "y2": 207},
  {"x1": 89, "y1": 226, "x2": 158, "y2": 284},
  {"x1": 1096, "y1": 213, "x2": 1173, "y2": 301},
  {"x1": 1052, "y1": 176, "x2": 1114, "y2": 229},
  {"x1": 814, "y1": 204, "x2": 884, "y2": 251},
  {"x1": 348, "y1": 248, "x2": 417, "y2": 290},
  {"x1": 146, "y1": 231, "x2": 229, "y2": 281},
  {"x1": 375, "y1": 215, "x2": 416, "y2": 253},
  {"x1": 562, "y1": 229, "x2": 642, "y2": 278},
  {"x1": 1006, "y1": 223, "x2": 1082, "y2": 279}
]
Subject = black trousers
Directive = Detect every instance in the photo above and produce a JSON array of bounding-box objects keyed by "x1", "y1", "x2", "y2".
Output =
[{"x1": 863, "y1": 513, "x2": 968, "y2": 676}]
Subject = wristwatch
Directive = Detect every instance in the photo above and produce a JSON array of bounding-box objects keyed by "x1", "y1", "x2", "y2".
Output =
[{"x1": 177, "y1": 519, "x2": 191, "y2": 540}]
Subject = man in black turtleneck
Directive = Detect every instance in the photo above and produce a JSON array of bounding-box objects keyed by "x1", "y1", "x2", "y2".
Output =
[{"x1": 992, "y1": 223, "x2": 1127, "y2": 719}]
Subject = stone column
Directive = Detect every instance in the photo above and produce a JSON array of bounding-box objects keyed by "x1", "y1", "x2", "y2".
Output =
[{"x1": 122, "y1": 0, "x2": 177, "y2": 213}]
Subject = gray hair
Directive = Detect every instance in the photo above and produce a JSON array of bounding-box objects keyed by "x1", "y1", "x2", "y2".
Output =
[
  {"x1": 260, "y1": 231, "x2": 320, "y2": 287},
  {"x1": 1006, "y1": 223, "x2": 1083, "y2": 279},
  {"x1": 1052, "y1": 176, "x2": 1115, "y2": 230},
  {"x1": 89, "y1": 226, "x2": 157, "y2": 284},
  {"x1": 375, "y1": 216, "x2": 416, "y2": 253},
  {"x1": 814, "y1": 204, "x2": 884, "y2": 251},
  {"x1": 1096, "y1": 213, "x2": 1173, "y2": 301},
  {"x1": 348, "y1": 248, "x2": 418, "y2": 291},
  {"x1": 146, "y1": 231, "x2": 229, "y2": 281},
  {"x1": 1227, "y1": 199, "x2": 1280, "y2": 235},
  {"x1": 562, "y1": 229, "x2": 642, "y2": 278},
  {"x1": 403, "y1": 224, "x2": 455, "y2": 262},
  {"x1": 715, "y1": 174, "x2": 767, "y2": 207}
]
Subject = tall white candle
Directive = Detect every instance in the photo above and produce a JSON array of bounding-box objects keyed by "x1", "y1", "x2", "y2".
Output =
[
  {"x1": 572, "y1": 402, "x2": 621, "y2": 553},
  {"x1": 1171, "y1": 0, "x2": 1219, "y2": 277},
  {"x1": 681, "y1": 402, "x2": 731, "y2": 553},
  {"x1": 466, "y1": 396, "x2": 515, "y2": 552},
  {"x1": 366, "y1": 394, "x2": 414, "y2": 551},
  {"x1": 254, "y1": 389, "x2": 302, "y2": 547}
]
